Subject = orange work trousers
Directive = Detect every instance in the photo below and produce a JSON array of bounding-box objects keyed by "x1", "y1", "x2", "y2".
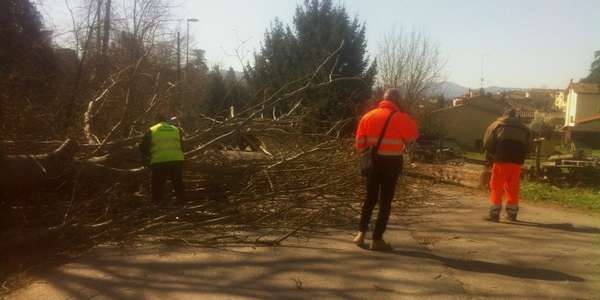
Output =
[{"x1": 489, "y1": 163, "x2": 522, "y2": 207}]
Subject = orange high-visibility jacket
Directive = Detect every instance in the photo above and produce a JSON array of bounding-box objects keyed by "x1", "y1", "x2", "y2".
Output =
[{"x1": 355, "y1": 100, "x2": 419, "y2": 156}]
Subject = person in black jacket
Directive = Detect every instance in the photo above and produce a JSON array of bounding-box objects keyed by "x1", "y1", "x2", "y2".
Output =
[{"x1": 483, "y1": 109, "x2": 531, "y2": 222}]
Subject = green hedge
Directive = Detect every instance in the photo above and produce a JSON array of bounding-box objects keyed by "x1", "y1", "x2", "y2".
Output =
[{"x1": 522, "y1": 181, "x2": 600, "y2": 212}]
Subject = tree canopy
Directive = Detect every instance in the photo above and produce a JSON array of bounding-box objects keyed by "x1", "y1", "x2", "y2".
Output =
[
  {"x1": 0, "y1": 0, "x2": 55, "y2": 87},
  {"x1": 583, "y1": 50, "x2": 600, "y2": 83},
  {"x1": 246, "y1": 0, "x2": 376, "y2": 125}
]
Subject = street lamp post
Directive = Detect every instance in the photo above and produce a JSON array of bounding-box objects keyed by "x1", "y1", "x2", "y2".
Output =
[
  {"x1": 186, "y1": 18, "x2": 199, "y2": 67},
  {"x1": 177, "y1": 31, "x2": 181, "y2": 82}
]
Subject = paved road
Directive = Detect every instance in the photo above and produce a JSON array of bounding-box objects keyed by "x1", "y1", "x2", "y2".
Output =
[{"x1": 6, "y1": 184, "x2": 600, "y2": 299}]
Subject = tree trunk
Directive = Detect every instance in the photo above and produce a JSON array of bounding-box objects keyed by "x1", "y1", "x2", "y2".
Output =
[
  {"x1": 95, "y1": 0, "x2": 103, "y2": 80},
  {"x1": 0, "y1": 140, "x2": 78, "y2": 199},
  {"x1": 99, "y1": 0, "x2": 111, "y2": 82}
]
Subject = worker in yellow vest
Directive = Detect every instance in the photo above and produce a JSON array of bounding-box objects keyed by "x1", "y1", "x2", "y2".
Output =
[{"x1": 139, "y1": 115, "x2": 186, "y2": 205}]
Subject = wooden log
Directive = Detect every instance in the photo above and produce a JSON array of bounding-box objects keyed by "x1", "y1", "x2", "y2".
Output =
[{"x1": 0, "y1": 139, "x2": 78, "y2": 199}]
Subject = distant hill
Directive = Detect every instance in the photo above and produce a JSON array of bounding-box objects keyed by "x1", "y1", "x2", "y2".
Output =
[
  {"x1": 484, "y1": 86, "x2": 526, "y2": 94},
  {"x1": 427, "y1": 81, "x2": 526, "y2": 99},
  {"x1": 427, "y1": 81, "x2": 469, "y2": 99}
]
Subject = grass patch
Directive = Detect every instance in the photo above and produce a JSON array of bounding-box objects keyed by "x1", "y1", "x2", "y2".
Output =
[
  {"x1": 464, "y1": 152, "x2": 485, "y2": 161},
  {"x1": 522, "y1": 181, "x2": 600, "y2": 212}
]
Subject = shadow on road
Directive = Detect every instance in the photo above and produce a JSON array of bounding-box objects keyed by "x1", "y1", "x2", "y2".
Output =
[
  {"x1": 391, "y1": 249, "x2": 585, "y2": 282},
  {"x1": 504, "y1": 220, "x2": 600, "y2": 234},
  {"x1": 26, "y1": 243, "x2": 585, "y2": 300}
]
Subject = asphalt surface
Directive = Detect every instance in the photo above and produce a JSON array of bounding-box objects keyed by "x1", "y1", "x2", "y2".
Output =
[{"x1": 6, "y1": 184, "x2": 600, "y2": 300}]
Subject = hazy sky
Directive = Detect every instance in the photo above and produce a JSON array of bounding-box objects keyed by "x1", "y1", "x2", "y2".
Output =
[{"x1": 40, "y1": 0, "x2": 600, "y2": 89}]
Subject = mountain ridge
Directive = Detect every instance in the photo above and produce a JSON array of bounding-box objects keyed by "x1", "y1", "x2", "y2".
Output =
[{"x1": 427, "y1": 81, "x2": 530, "y2": 99}]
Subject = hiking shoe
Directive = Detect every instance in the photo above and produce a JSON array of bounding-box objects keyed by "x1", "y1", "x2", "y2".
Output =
[
  {"x1": 484, "y1": 213, "x2": 500, "y2": 222},
  {"x1": 506, "y1": 206, "x2": 519, "y2": 222},
  {"x1": 370, "y1": 239, "x2": 393, "y2": 251},
  {"x1": 353, "y1": 231, "x2": 365, "y2": 246},
  {"x1": 485, "y1": 205, "x2": 501, "y2": 222}
]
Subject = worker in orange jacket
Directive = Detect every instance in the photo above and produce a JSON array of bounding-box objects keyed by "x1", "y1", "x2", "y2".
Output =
[
  {"x1": 353, "y1": 89, "x2": 419, "y2": 250},
  {"x1": 483, "y1": 109, "x2": 531, "y2": 222}
]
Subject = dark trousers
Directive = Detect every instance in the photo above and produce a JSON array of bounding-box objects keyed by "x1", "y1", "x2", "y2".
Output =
[
  {"x1": 359, "y1": 155, "x2": 403, "y2": 240},
  {"x1": 151, "y1": 161, "x2": 185, "y2": 204}
]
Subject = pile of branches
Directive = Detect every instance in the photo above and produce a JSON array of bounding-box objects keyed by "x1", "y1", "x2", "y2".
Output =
[
  {"x1": 0, "y1": 120, "x2": 434, "y2": 290},
  {"x1": 0, "y1": 48, "x2": 373, "y2": 283},
  {"x1": 0, "y1": 47, "x2": 434, "y2": 289},
  {"x1": 0, "y1": 110, "x2": 363, "y2": 291}
]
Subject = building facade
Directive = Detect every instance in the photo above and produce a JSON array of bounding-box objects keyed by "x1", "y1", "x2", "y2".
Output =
[
  {"x1": 563, "y1": 83, "x2": 600, "y2": 147},
  {"x1": 564, "y1": 83, "x2": 600, "y2": 126}
]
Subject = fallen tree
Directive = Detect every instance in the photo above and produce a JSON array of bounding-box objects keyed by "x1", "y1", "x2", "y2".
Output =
[
  {"x1": 0, "y1": 139, "x2": 78, "y2": 198},
  {"x1": 0, "y1": 44, "x2": 443, "y2": 293},
  {"x1": 0, "y1": 46, "x2": 373, "y2": 283}
]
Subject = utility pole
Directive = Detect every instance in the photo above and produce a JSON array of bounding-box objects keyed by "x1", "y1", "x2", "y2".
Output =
[
  {"x1": 175, "y1": 31, "x2": 181, "y2": 113},
  {"x1": 177, "y1": 31, "x2": 181, "y2": 82},
  {"x1": 480, "y1": 54, "x2": 485, "y2": 90}
]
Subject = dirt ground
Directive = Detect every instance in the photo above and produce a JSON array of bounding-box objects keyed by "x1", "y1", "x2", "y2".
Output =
[{"x1": 4, "y1": 183, "x2": 600, "y2": 300}]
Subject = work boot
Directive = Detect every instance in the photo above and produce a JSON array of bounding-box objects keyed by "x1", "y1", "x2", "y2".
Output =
[
  {"x1": 484, "y1": 207, "x2": 501, "y2": 222},
  {"x1": 370, "y1": 239, "x2": 393, "y2": 251},
  {"x1": 506, "y1": 213, "x2": 517, "y2": 222},
  {"x1": 506, "y1": 206, "x2": 519, "y2": 222},
  {"x1": 352, "y1": 231, "x2": 365, "y2": 246}
]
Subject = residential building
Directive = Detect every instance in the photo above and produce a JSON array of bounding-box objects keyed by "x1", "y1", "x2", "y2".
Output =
[
  {"x1": 564, "y1": 82, "x2": 600, "y2": 126},
  {"x1": 563, "y1": 82, "x2": 600, "y2": 147},
  {"x1": 432, "y1": 96, "x2": 506, "y2": 150},
  {"x1": 503, "y1": 98, "x2": 536, "y2": 122}
]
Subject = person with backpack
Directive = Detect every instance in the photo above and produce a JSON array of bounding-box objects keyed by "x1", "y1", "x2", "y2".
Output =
[{"x1": 483, "y1": 108, "x2": 531, "y2": 222}]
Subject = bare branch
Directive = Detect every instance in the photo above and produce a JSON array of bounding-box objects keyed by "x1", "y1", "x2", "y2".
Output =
[{"x1": 377, "y1": 27, "x2": 446, "y2": 103}]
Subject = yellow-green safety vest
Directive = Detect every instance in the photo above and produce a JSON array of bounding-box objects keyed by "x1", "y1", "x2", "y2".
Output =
[{"x1": 150, "y1": 122, "x2": 184, "y2": 165}]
